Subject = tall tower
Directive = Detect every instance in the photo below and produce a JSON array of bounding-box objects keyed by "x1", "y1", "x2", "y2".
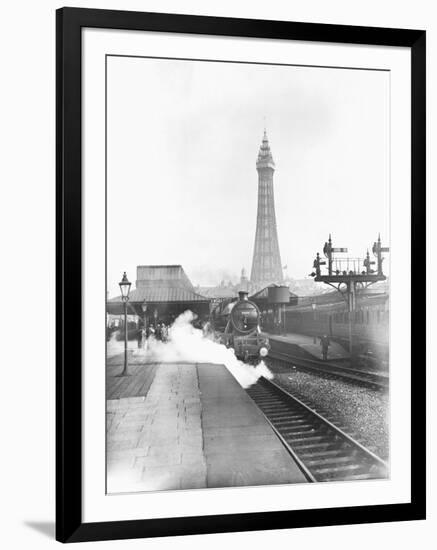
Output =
[{"x1": 250, "y1": 130, "x2": 283, "y2": 287}]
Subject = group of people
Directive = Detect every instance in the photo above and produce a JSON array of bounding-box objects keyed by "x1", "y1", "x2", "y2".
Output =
[
  {"x1": 137, "y1": 322, "x2": 169, "y2": 348},
  {"x1": 258, "y1": 313, "x2": 285, "y2": 335}
]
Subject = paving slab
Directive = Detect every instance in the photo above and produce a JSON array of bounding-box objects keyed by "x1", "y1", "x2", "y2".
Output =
[
  {"x1": 107, "y1": 362, "x2": 307, "y2": 494},
  {"x1": 107, "y1": 363, "x2": 206, "y2": 493},
  {"x1": 197, "y1": 364, "x2": 307, "y2": 487}
]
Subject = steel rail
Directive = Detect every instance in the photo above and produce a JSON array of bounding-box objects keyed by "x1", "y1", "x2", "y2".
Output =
[
  {"x1": 254, "y1": 403, "x2": 317, "y2": 482},
  {"x1": 265, "y1": 377, "x2": 388, "y2": 467},
  {"x1": 268, "y1": 349, "x2": 388, "y2": 390},
  {"x1": 246, "y1": 376, "x2": 388, "y2": 482}
]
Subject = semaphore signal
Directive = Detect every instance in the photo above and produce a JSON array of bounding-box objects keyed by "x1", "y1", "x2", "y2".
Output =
[{"x1": 310, "y1": 234, "x2": 390, "y2": 355}]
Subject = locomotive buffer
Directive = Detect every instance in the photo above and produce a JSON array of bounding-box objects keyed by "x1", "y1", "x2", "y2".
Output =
[{"x1": 310, "y1": 234, "x2": 389, "y2": 355}]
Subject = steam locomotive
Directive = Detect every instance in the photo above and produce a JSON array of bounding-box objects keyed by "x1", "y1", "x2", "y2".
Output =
[{"x1": 210, "y1": 291, "x2": 270, "y2": 364}]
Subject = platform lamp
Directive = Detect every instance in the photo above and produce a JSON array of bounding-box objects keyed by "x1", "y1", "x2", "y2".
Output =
[
  {"x1": 311, "y1": 303, "x2": 317, "y2": 344},
  {"x1": 141, "y1": 300, "x2": 148, "y2": 339},
  {"x1": 119, "y1": 272, "x2": 131, "y2": 376}
]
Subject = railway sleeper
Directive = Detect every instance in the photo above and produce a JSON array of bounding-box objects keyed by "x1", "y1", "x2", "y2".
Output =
[
  {"x1": 268, "y1": 415, "x2": 309, "y2": 423},
  {"x1": 281, "y1": 430, "x2": 322, "y2": 440},
  {"x1": 279, "y1": 424, "x2": 324, "y2": 433},
  {"x1": 299, "y1": 451, "x2": 353, "y2": 462},
  {"x1": 279, "y1": 425, "x2": 317, "y2": 434},
  {"x1": 273, "y1": 424, "x2": 312, "y2": 433},
  {"x1": 286, "y1": 435, "x2": 332, "y2": 444},
  {"x1": 249, "y1": 395, "x2": 279, "y2": 401},
  {"x1": 259, "y1": 408, "x2": 294, "y2": 414},
  {"x1": 292, "y1": 441, "x2": 348, "y2": 452},
  {"x1": 256, "y1": 401, "x2": 290, "y2": 412},
  {"x1": 271, "y1": 414, "x2": 306, "y2": 421},
  {"x1": 304, "y1": 455, "x2": 361, "y2": 467},
  {"x1": 263, "y1": 414, "x2": 300, "y2": 421},
  {"x1": 312, "y1": 463, "x2": 364, "y2": 476},
  {"x1": 256, "y1": 403, "x2": 291, "y2": 409},
  {"x1": 260, "y1": 409, "x2": 294, "y2": 417},
  {"x1": 279, "y1": 422, "x2": 330, "y2": 432},
  {"x1": 252, "y1": 397, "x2": 283, "y2": 403},
  {"x1": 247, "y1": 398, "x2": 277, "y2": 403},
  {"x1": 345, "y1": 472, "x2": 387, "y2": 480}
]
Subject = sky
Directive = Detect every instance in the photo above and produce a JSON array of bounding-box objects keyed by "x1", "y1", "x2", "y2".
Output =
[{"x1": 107, "y1": 56, "x2": 389, "y2": 296}]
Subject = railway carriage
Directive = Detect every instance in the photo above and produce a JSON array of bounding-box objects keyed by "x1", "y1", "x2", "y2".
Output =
[{"x1": 285, "y1": 290, "x2": 389, "y2": 362}]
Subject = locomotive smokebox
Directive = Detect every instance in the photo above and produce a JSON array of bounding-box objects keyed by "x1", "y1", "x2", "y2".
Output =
[
  {"x1": 267, "y1": 285, "x2": 290, "y2": 304},
  {"x1": 238, "y1": 290, "x2": 249, "y2": 301}
]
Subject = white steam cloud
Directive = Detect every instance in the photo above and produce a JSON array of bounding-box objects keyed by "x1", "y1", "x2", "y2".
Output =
[{"x1": 132, "y1": 310, "x2": 273, "y2": 388}]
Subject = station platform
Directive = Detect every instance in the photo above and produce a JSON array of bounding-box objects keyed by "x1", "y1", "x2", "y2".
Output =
[
  {"x1": 263, "y1": 332, "x2": 350, "y2": 361},
  {"x1": 106, "y1": 359, "x2": 307, "y2": 493}
]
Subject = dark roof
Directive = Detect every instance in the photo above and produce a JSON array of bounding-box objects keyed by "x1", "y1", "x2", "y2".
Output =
[
  {"x1": 109, "y1": 286, "x2": 208, "y2": 304},
  {"x1": 136, "y1": 265, "x2": 194, "y2": 291},
  {"x1": 109, "y1": 265, "x2": 209, "y2": 304},
  {"x1": 197, "y1": 286, "x2": 238, "y2": 299},
  {"x1": 250, "y1": 284, "x2": 297, "y2": 301}
]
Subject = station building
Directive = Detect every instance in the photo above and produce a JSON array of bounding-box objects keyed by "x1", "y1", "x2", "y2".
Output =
[{"x1": 107, "y1": 265, "x2": 210, "y2": 328}]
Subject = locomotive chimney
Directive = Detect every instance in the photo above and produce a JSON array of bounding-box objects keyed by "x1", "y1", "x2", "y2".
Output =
[{"x1": 238, "y1": 290, "x2": 249, "y2": 301}]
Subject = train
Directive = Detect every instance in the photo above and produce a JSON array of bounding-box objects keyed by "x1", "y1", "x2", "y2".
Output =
[
  {"x1": 210, "y1": 291, "x2": 270, "y2": 364},
  {"x1": 283, "y1": 288, "x2": 389, "y2": 364}
]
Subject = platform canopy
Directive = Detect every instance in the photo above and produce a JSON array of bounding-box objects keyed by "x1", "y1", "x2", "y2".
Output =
[{"x1": 107, "y1": 265, "x2": 211, "y2": 320}]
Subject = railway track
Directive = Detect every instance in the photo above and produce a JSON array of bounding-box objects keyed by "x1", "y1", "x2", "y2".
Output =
[
  {"x1": 246, "y1": 377, "x2": 388, "y2": 482},
  {"x1": 267, "y1": 349, "x2": 389, "y2": 390}
]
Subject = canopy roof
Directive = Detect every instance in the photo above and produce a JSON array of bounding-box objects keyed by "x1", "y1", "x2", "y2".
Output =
[
  {"x1": 108, "y1": 265, "x2": 209, "y2": 308},
  {"x1": 109, "y1": 286, "x2": 209, "y2": 304}
]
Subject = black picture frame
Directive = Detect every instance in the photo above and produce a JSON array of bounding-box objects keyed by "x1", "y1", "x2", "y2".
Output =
[{"x1": 56, "y1": 7, "x2": 426, "y2": 543}]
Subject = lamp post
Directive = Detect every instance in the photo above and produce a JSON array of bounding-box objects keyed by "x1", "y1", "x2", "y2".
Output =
[
  {"x1": 119, "y1": 271, "x2": 131, "y2": 376},
  {"x1": 141, "y1": 300, "x2": 147, "y2": 348},
  {"x1": 311, "y1": 303, "x2": 317, "y2": 343}
]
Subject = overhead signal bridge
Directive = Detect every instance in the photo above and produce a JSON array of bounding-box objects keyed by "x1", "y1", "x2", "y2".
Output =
[
  {"x1": 311, "y1": 234, "x2": 389, "y2": 285},
  {"x1": 310, "y1": 234, "x2": 389, "y2": 354}
]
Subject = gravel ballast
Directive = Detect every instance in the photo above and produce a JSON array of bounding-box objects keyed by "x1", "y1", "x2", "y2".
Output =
[{"x1": 268, "y1": 364, "x2": 389, "y2": 461}]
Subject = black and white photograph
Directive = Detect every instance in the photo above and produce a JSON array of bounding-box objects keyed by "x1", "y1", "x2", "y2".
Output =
[
  {"x1": 0, "y1": 0, "x2": 432, "y2": 546},
  {"x1": 105, "y1": 55, "x2": 391, "y2": 494}
]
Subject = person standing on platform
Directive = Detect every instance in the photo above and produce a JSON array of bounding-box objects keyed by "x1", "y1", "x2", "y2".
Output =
[
  {"x1": 320, "y1": 334, "x2": 330, "y2": 361},
  {"x1": 155, "y1": 323, "x2": 162, "y2": 341}
]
